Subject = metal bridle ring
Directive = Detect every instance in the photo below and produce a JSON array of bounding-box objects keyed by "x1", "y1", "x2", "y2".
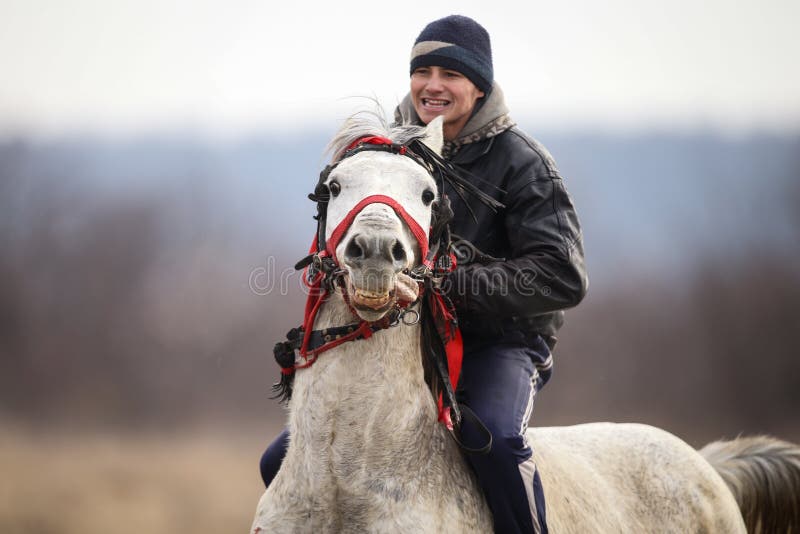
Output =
[{"x1": 400, "y1": 309, "x2": 420, "y2": 325}]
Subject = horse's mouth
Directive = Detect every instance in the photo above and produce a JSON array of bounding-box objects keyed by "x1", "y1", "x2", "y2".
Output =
[
  {"x1": 350, "y1": 287, "x2": 396, "y2": 312},
  {"x1": 344, "y1": 272, "x2": 418, "y2": 317}
]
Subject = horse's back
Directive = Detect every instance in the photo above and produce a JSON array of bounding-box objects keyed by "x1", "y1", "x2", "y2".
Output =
[{"x1": 528, "y1": 422, "x2": 746, "y2": 534}]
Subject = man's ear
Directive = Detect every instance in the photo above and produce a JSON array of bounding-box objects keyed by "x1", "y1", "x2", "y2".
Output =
[{"x1": 422, "y1": 116, "x2": 444, "y2": 155}]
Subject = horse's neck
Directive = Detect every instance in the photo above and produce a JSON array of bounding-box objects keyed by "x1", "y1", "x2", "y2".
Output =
[
  {"x1": 266, "y1": 294, "x2": 492, "y2": 531},
  {"x1": 287, "y1": 293, "x2": 440, "y2": 459}
]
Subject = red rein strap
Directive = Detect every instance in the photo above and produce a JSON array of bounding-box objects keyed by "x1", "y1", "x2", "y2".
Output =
[{"x1": 432, "y1": 290, "x2": 463, "y2": 429}]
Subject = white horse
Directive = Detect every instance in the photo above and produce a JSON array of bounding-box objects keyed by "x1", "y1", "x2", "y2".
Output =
[{"x1": 252, "y1": 114, "x2": 800, "y2": 533}]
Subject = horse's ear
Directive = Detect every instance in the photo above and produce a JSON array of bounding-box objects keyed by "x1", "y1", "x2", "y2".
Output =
[{"x1": 422, "y1": 116, "x2": 444, "y2": 155}]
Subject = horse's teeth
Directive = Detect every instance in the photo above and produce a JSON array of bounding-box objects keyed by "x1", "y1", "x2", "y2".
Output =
[
  {"x1": 355, "y1": 290, "x2": 388, "y2": 300},
  {"x1": 353, "y1": 289, "x2": 391, "y2": 308}
]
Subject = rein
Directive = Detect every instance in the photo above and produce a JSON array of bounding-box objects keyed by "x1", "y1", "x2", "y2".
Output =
[{"x1": 272, "y1": 134, "x2": 497, "y2": 454}]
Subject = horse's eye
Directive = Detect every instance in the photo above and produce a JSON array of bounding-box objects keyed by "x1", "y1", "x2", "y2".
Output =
[
  {"x1": 421, "y1": 188, "x2": 435, "y2": 206},
  {"x1": 329, "y1": 180, "x2": 341, "y2": 197}
]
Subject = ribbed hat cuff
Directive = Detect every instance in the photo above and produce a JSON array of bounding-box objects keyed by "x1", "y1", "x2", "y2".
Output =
[{"x1": 410, "y1": 42, "x2": 492, "y2": 94}]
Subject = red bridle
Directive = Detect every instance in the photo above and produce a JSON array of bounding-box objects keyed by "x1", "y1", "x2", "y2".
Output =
[{"x1": 286, "y1": 135, "x2": 462, "y2": 429}]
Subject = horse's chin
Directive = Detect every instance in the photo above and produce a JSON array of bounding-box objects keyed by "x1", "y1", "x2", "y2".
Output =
[{"x1": 352, "y1": 303, "x2": 395, "y2": 322}]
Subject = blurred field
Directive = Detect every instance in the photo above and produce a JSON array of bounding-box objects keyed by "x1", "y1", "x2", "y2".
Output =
[
  {"x1": 1, "y1": 131, "x2": 797, "y2": 532},
  {"x1": 0, "y1": 421, "x2": 279, "y2": 534}
]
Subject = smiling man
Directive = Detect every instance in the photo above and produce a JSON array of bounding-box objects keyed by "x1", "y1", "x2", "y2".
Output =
[
  {"x1": 406, "y1": 16, "x2": 494, "y2": 142},
  {"x1": 410, "y1": 65, "x2": 486, "y2": 141},
  {"x1": 395, "y1": 15, "x2": 588, "y2": 534}
]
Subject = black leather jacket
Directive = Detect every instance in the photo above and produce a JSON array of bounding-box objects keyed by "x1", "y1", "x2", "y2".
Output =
[
  {"x1": 445, "y1": 125, "x2": 588, "y2": 344},
  {"x1": 396, "y1": 86, "x2": 588, "y2": 345}
]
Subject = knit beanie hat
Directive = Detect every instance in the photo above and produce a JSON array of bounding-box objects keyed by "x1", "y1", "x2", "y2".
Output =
[{"x1": 409, "y1": 15, "x2": 493, "y2": 94}]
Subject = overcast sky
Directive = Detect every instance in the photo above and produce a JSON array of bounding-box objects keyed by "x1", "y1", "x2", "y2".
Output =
[{"x1": 1, "y1": 0, "x2": 798, "y2": 136}]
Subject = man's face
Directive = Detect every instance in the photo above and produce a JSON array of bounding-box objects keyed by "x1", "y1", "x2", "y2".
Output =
[{"x1": 410, "y1": 66, "x2": 485, "y2": 141}]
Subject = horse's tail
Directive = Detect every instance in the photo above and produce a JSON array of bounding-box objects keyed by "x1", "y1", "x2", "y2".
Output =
[{"x1": 700, "y1": 436, "x2": 800, "y2": 533}]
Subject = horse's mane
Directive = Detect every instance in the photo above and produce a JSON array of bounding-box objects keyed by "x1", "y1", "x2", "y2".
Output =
[
  {"x1": 324, "y1": 105, "x2": 504, "y2": 220},
  {"x1": 326, "y1": 107, "x2": 427, "y2": 162}
]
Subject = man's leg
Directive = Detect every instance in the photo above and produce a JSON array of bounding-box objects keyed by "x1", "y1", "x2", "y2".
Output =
[
  {"x1": 260, "y1": 429, "x2": 289, "y2": 487},
  {"x1": 457, "y1": 335, "x2": 551, "y2": 534}
]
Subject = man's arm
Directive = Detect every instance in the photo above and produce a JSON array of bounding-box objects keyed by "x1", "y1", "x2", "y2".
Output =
[{"x1": 447, "y1": 154, "x2": 588, "y2": 317}]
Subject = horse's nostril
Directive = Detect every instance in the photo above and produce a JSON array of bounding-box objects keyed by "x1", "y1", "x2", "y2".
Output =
[
  {"x1": 391, "y1": 241, "x2": 407, "y2": 263},
  {"x1": 346, "y1": 239, "x2": 364, "y2": 259}
]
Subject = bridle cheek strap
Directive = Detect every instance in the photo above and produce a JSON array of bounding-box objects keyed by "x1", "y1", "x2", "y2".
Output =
[
  {"x1": 325, "y1": 194, "x2": 430, "y2": 262},
  {"x1": 296, "y1": 194, "x2": 429, "y2": 361}
]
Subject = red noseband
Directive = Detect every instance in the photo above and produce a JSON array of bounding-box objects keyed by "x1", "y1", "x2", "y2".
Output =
[{"x1": 325, "y1": 194, "x2": 430, "y2": 262}]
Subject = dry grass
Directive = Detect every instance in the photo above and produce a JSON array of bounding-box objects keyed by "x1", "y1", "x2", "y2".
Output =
[{"x1": 0, "y1": 422, "x2": 277, "y2": 534}]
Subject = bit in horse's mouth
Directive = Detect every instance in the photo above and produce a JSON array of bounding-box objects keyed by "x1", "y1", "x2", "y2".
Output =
[
  {"x1": 344, "y1": 271, "x2": 420, "y2": 314},
  {"x1": 352, "y1": 288, "x2": 393, "y2": 310},
  {"x1": 346, "y1": 277, "x2": 395, "y2": 312}
]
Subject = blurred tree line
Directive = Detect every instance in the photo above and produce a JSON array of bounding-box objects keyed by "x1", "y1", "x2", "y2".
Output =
[{"x1": 0, "y1": 132, "x2": 798, "y2": 446}]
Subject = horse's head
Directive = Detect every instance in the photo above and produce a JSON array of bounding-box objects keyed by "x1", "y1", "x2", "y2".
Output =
[
  {"x1": 272, "y1": 111, "x2": 500, "y2": 403},
  {"x1": 322, "y1": 116, "x2": 444, "y2": 322}
]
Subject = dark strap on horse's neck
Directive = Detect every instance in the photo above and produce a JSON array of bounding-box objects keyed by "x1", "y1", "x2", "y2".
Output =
[
  {"x1": 419, "y1": 284, "x2": 492, "y2": 455},
  {"x1": 448, "y1": 404, "x2": 492, "y2": 455}
]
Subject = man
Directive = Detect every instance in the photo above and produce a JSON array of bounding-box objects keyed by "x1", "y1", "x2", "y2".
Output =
[
  {"x1": 261, "y1": 15, "x2": 587, "y2": 534},
  {"x1": 393, "y1": 15, "x2": 588, "y2": 534}
]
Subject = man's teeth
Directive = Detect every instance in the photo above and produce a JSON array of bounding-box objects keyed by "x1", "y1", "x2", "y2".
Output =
[{"x1": 424, "y1": 98, "x2": 449, "y2": 106}]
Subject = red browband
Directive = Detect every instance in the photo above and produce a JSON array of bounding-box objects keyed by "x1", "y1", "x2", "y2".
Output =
[{"x1": 345, "y1": 135, "x2": 406, "y2": 154}]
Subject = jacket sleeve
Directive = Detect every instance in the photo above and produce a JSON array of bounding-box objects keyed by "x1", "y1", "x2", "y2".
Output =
[{"x1": 448, "y1": 151, "x2": 588, "y2": 318}]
